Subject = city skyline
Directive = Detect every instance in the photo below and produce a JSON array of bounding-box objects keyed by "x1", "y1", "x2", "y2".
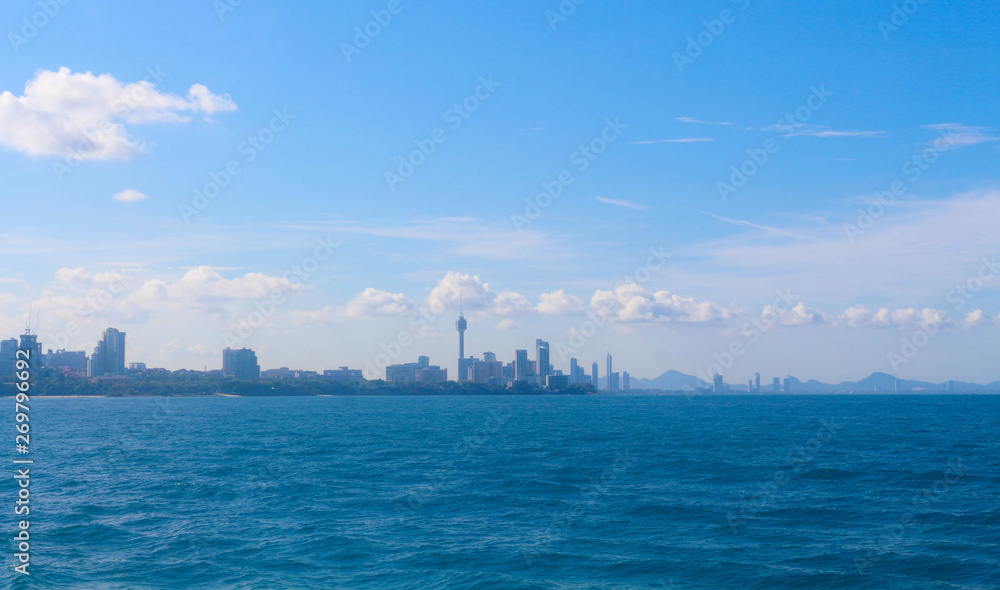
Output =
[{"x1": 1, "y1": 1, "x2": 998, "y2": 384}]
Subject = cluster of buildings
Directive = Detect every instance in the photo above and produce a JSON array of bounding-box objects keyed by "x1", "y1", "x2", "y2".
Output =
[
  {"x1": 1, "y1": 312, "x2": 632, "y2": 392},
  {"x1": 713, "y1": 372, "x2": 793, "y2": 393},
  {"x1": 380, "y1": 311, "x2": 629, "y2": 391}
]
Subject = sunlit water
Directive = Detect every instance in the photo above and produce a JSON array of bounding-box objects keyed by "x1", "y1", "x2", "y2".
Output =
[{"x1": 7, "y1": 394, "x2": 999, "y2": 589}]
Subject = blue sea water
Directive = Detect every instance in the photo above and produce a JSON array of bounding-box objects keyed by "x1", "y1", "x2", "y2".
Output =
[{"x1": 6, "y1": 394, "x2": 999, "y2": 589}]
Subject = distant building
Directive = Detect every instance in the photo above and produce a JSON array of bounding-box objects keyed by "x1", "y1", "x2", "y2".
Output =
[
  {"x1": 754, "y1": 372, "x2": 761, "y2": 393},
  {"x1": 19, "y1": 332, "x2": 43, "y2": 372},
  {"x1": 622, "y1": 371, "x2": 630, "y2": 392},
  {"x1": 323, "y1": 367, "x2": 364, "y2": 382},
  {"x1": 88, "y1": 328, "x2": 125, "y2": 378},
  {"x1": 546, "y1": 374, "x2": 569, "y2": 390},
  {"x1": 783, "y1": 377, "x2": 791, "y2": 394},
  {"x1": 514, "y1": 349, "x2": 530, "y2": 381},
  {"x1": 569, "y1": 358, "x2": 579, "y2": 384},
  {"x1": 47, "y1": 349, "x2": 88, "y2": 373},
  {"x1": 591, "y1": 362, "x2": 598, "y2": 387},
  {"x1": 456, "y1": 311, "x2": 468, "y2": 381},
  {"x1": 536, "y1": 339, "x2": 550, "y2": 380},
  {"x1": 470, "y1": 352, "x2": 503, "y2": 384},
  {"x1": 773, "y1": 377, "x2": 780, "y2": 393},
  {"x1": 222, "y1": 347, "x2": 260, "y2": 380},
  {"x1": 128, "y1": 361, "x2": 147, "y2": 373},
  {"x1": 609, "y1": 371, "x2": 620, "y2": 392},
  {"x1": 713, "y1": 373, "x2": 724, "y2": 393},
  {"x1": 0, "y1": 338, "x2": 17, "y2": 377},
  {"x1": 387, "y1": 357, "x2": 446, "y2": 382},
  {"x1": 748, "y1": 379, "x2": 753, "y2": 392},
  {"x1": 415, "y1": 366, "x2": 447, "y2": 382},
  {"x1": 606, "y1": 353, "x2": 615, "y2": 391}
]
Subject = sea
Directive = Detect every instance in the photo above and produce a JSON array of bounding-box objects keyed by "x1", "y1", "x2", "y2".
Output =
[{"x1": 7, "y1": 394, "x2": 999, "y2": 589}]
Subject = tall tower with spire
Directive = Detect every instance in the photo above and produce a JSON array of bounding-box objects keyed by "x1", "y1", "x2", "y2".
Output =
[
  {"x1": 456, "y1": 295, "x2": 470, "y2": 381},
  {"x1": 456, "y1": 296, "x2": 467, "y2": 360}
]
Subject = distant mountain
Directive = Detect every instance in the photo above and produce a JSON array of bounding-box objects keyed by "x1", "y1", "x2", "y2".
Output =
[
  {"x1": 629, "y1": 370, "x2": 709, "y2": 391},
  {"x1": 623, "y1": 369, "x2": 999, "y2": 393}
]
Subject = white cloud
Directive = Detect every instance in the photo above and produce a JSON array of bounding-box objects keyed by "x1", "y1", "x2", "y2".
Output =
[
  {"x1": 762, "y1": 301, "x2": 829, "y2": 326},
  {"x1": 113, "y1": 189, "x2": 148, "y2": 202},
  {"x1": 0, "y1": 67, "x2": 236, "y2": 159},
  {"x1": 290, "y1": 307, "x2": 340, "y2": 327},
  {"x1": 596, "y1": 197, "x2": 650, "y2": 210},
  {"x1": 924, "y1": 123, "x2": 999, "y2": 151},
  {"x1": 590, "y1": 284, "x2": 739, "y2": 324},
  {"x1": 536, "y1": 290, "x2": 585, "y2": 316},
  {"x1": 496, "y1": 319, "x2": 519, "y2": 331},
  {"x1": 837, "y1": 305, "x2": 951, "y2": 330},
  {"x1": 342, "y1": 288, "x2": 414, "y2": 318}
]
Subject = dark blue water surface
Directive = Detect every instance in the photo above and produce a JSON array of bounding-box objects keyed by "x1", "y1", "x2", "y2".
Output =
[{"x1": 6, "y1": 395, "x2": 999, "y2": 589}]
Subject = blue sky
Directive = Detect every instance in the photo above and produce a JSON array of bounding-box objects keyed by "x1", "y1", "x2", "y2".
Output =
[{"x1": 1, "y1": 0, "x2": 999, "y2": 383}]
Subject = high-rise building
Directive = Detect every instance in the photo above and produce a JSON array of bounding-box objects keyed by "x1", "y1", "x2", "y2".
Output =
[
  {"x1": 456, "y1": 310, "x2": 467, "y2": 380},
  {"x1": 755, "y1": 372, "x2": 761, "y2": 393},
  {"x1": 783, "y1": 377, "x2": 791, "y2": 394},
  {"x1": 45, "y1": 349, "x2": 88, "y2": 372},
  {"x1": 471, "y1": 353, "x2": 504, "y2": 384},
  {"x1": 591, "y1": 362, "x2": 598, "y2": 387},
  {"x1": 88, "y1": 328, "x2": 126, "y2": 378},
  {"x1": 536, "y1": 339, "x2": 550, "y2": 380},
  {"x1": 622, "y1": 371, "x2": 630, "y2": 392},
  {"x1": 458, "y1": 356, "x2": 475, "y2": 382},
  {"x1": 18, "y1": 332, "x2": 43, "y2": 372},
  {"x1": 514, "y1": 349, "x2": 530, "y2": 381},
  {"x1": 606, "y1": 353, "x2": 614, "y2": 391},
  {"x1": 223, "y1": 347, "x2": 260, "y2": 380},
  {"x1": 713, "y1": 373, "x2": 724, "y2": 393},
  {"x1": 748, "y1": 379, "x2": 753, "y2": 392},
  {"x1": 609, "y1": 371, "x2": 620, "y2": 392},
  {"x1": 0, "y1": 338, "x2": 18, "y2": 378},
  {"x1": 323, "y1": 367, "x2": 364, "y2": 382},
  {"x1": 773, "y1": 377, "x2": 780, "y2": 393},
  {"x1": 569, "y1": 358, "x2": 579, "y2": 384}
]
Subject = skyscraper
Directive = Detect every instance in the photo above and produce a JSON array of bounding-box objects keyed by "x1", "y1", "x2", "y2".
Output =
[
  {"x1": 536, "y1": 339, "x2": 550, "y2": 380},
  {"x1": 569, "y1": 358, "x2": 579, "y2": 384},
  {"x1": 622, "y1": 371, "x2": 630, "y2": 392},
  {"x1": 591, "y1": 362, "x2": 598, "y2": 387},
  {"x1": 754, "y1": 372, "x2": 761, "y2": 393},
  {"x1": 0, "y1": 338, "x2": 17, "y2": 378},
  {"x1": 606, "y1": 353, "x2": 613, "y2": 391},
  {"x1": 223, "y1": 347, "x2": 261, "y2": 380},
  {"x1": 514, "y1": 349, "x2": 530, "y2": 381},
  {"x1": 456, "y1": 310, "x2": 468, "y2": 381},
  {"x1": 87, "y1": 328, "x2": 125, "y2": 378},
  {"x1": 18, "y1": 332, "x2": 43, "y2": 372},
  {"x1": 713, "y1": 373, "x2": 724, "y2": 393},
  {"x1": 773, "y1": 377, "x2": 780, "y2": 393}
]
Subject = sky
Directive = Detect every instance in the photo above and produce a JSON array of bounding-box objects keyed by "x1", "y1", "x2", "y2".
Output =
[{"x1": 1, "y1": 0, "x2": 999, "y2": 384}]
